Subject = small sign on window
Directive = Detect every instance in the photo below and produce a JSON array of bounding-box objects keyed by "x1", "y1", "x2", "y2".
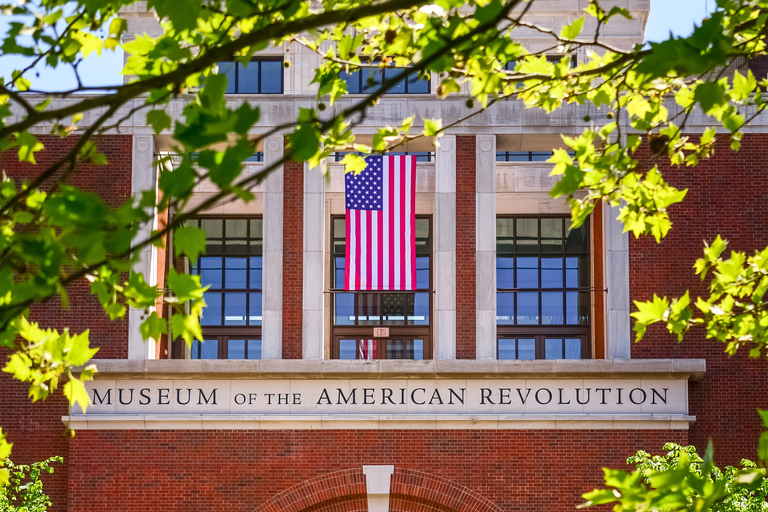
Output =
[{"x1": 373, "y1": 327, "x2": 390, "y2": 338}]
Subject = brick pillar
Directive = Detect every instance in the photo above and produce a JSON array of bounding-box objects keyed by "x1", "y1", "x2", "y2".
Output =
[
  {"x1": 455, "y1": 136, "x2": 476, "y2": 358},
  {"x1": 282, "y1": 159, "x2": 304, "y2": 358}
]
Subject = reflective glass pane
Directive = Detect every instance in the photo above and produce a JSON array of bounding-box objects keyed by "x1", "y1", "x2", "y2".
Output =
[
  {"x1": 515, "y1": 218, "x2": 538, "y2": 253},
  {"x1": 201, "y1": 219, "x2": 223, "y2": 255},
  {"x1": 516, "y1": 257, "x2": 538, "y2": 288},
  {"x1": 507, "y1": 152, "x2": 531, "y2": 162},
  {"x1": 224, "y1": 293, "x2": 247, "y2": 325},
  {"x1": 496, "y1": 292, "x2": 514, "y2": 325},
  {"x1": 565, "y1": 221, "x2": 589, "y2": 253},
  {"x1": 531, "y1": 151, "x2": 551, "y2": 161},
  {"x1": 497, "y1": 256, "x2": 514, "y2": 288},
  {"x1": 412, "y1": 293, "x2": 429, "y2": 325},
  {"x1": 578, "y1": 256, "x2": 590, "y2": 287},
  {"x1": 249, "y1": 256, "x2": 263, "y2": 289},
  {"x1": 498, "y1": 339, "x2": 515, "y2": 359},
  {"x1": 200, "y1": 339, "x2": 219, "y2": 359},
  {"x1": 224, "y1": 257, "x2": 247, "y2": 288},
  {"x1": 565, "y1": 257, "x2": 579, "y2": 287},
  {"x1": 518, "y1": 338, "x2": 536, "y2": 360},
  {"x1": 334, "y1": 218, "x2": 347, "y2": 240},
  {"x1": 362, "y1": 67, "x2": 383, "y2": 93},
  {"x1": 360, "y1": 339, "x2": 377, "y2": 359},
  {"x1": 516, "y1": 292, "x2": 539, "y2": 325},
  {"x1": 416, "y1": 257, "x2": 429, "y2": 289},
  {"x1": 218, "y1": 62, "x2": 237, "y2": 93},
  {"x1": 565, "y1": 338, "x2": 581, "y2": 359},
  {"x1": 247, "y1": 339, "x2": 262, "y2": 359},
  {"x1": 191, "y1": 339, "x2": 200, "y2": 359},
  {"x1": 201, "y1": 292, "x2": 222, "y2": 326},
  {"x1": 542, "y1": 291, "x2": 564, "y2": 324},
  {"x1": 260, "y1": 60, "x2": 283, "y2": 93},
  {"x1": 228, "y1": 339, "x2": 246, "y2": 359},
  {"x1": 249, "y1": 292, "x2": 262, "y2": 325},
  {"x1": 407, "y1": 73, "x2": 430, "y2": 93},
  {"x1": 565, "y1": 291, "x2": 579, "y2": 325},
  {"x1": 415, "y1": 218, "x2": 430, "y2": 243},
  {"x1": 334, "y1": 256, "x2": 345, "y2": 289},
  {"x1": 497, "y1": 219, "x2": 515, "y2": 255},
  {"x1": 339, "y1": 339, "x2": 356, "y2": 359},
  {"x1": 382, "y1": 293, "x2": 406, "y2": 325},
  {"x1": 341, "y1": 70, "x2": 360, "y2": 94},
  {"x1": 334, "y1": 293, "x2": 354, "y2": 325},
  {"x1": 545, "y1": 338, "x2": 563, "y2": 359},
  {"x1": 238, "y1": 61, "x2": 260, "y2": 93},
  {"x1": 413, "y1": 339, "x2": 424, "y2": 360},
  {"x1": 357, "y1": 293, "x2": 379, "y2": 325},
  {"x1": 200, "y1": 257, "x2": 223, "y2": 288},
  {"x1": 578, "y1": 291, "x2": 590, "y2": 325},
  {"x1": 541, "y1": 257, "x2": 563, "y2": 288},
  {"x1": 383, "y1": 67, "x2": 406, "y2": 93},
  {"x1": 541, "y1": 218, "x2": 563, "y2": 253},
  {"x1": 225, "y1": 219, "x2": 248, "y2": 255}
]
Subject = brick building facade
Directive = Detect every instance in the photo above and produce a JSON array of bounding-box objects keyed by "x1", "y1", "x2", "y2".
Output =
[{"x1": 2, "y1": 1, "x2": 768, "y2": 511}]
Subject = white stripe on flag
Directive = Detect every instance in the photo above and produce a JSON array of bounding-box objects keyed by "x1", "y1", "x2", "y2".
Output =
[
  {"x1": 371, "y1": 210, "x2": 378, "y2": 290},
  {"x1": 348, "y1": 210, "x2": 356, "y2": 290},
  {"x1": 383, "y1": 159, "x2": 390, "y2": 289},
  {"x1": 393, "y1": 156, "x2": 401, "y2": 290},
  {"x1": 404, "y1": 158, "x2": 413, "y2": 289}
]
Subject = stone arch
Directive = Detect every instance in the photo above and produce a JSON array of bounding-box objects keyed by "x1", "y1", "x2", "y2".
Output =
[
  {"x1": 256, "y1": 468, "x2": 367, "y2": 512},
  {"x1": 389, "y1": 469, "x2": 504, "y2": 512},
  {"x1": 255, "y1": 467, "x2": 502, "y2": 512}
]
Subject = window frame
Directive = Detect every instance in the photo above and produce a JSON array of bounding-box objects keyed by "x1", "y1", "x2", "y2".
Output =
[
  {"x1": 341, "y1": 62, "x2": 431, "y2": 95},
  {"x1": 496, "y1": 214, "x2": 592, "y2": 360},
  {"x1": 171, "y1": 215, "x2": 263, "y2": 360},
  {"x1": 329, "y1": 214, "x2": 434, "y2": 359},
  {"x1": 218, "y1": 57, "x2": 284, "y2": 94}
]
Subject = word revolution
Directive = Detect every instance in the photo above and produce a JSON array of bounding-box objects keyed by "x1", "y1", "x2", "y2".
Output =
[{"x1": 79, "y1": 379, "x2": 688, "y2": 416}]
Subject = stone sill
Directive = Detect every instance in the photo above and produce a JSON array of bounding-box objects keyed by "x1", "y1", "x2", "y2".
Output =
[
  {"x1": 64, "y1": 413, "x2": 696, "y2": 430},
  {"x1": 80, "y1": 358, "x2": 706, "y2": 381}
]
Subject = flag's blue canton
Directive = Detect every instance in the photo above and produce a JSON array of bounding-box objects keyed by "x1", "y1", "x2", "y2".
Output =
[{"x1": 345, "y1": 156, "x2": 383, "y2": 211}]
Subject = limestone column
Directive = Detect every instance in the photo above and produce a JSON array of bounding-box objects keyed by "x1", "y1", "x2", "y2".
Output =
[
  {"x1": 128, "y1": 135, "x2": 157, "y2": 360},
  {"x1": 434, "y1": 136, "x2": 456, "y2": 360},
  {"x1": 262, "y1": 136, "x2": 284, "y2": 359},
  {"x1": 475, "y1": 135, "x2": 496, "y2": 359},
  {"x1": 604, "y1": 204, "x2": 631, "y2": 359},
  {"x1": 302, "y1": 162, "x2": 324, "y2": 359}
]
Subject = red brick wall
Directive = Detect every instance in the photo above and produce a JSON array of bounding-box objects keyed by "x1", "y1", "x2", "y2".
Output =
[
  {"x1": 64, "y1": 429, "x2": 686, "y2": 512},
  {"x1": 456, "y1": 136, "x2": 476, "y2": 359},
  {"x1": 0, "y1": 135, "x2": 133, "y2": 358},
  {"x1": 630, "y1": 134, "x2": 768, "y2": 465},
  {"x1": 283, "y1": 160, "x2": 304, "y2": 358}
]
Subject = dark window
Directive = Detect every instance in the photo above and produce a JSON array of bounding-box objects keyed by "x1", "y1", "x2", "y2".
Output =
[
  {"x1": 496, "y1": 216, "x2": 590, "y2": 359},
  {"x1": 218, "y1": 59, "x2": 283, "y2": 94},
  {"x1": 335, "y1": 151, "x2": 433, "y2": 163},
  {"x1": 503, "y1": 55, "x2": 577, "y2": 71},
  {"x1": 173, "y1": 217, "x2": 263, "y2": 359},
  {"x1": 331, "y1": 216, "x2": 432, "y2": 359},
  {"x1": 341, "y1": 65, "x2": 430, "y2": 94},
  {"x1": 496, "y1": 151, "x2": 575, "y2": 162}
]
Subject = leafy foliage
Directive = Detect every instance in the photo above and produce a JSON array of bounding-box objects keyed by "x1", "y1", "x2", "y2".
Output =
[
  {"x1": 1, "y1": 0, "x2": 768, "y2": 482},
  {"x1": 582, "y1": 444, "x2": 768, "y2": 512},
  {"x1": 0, "y1": 456, "x2": 63, "y2": 512}
]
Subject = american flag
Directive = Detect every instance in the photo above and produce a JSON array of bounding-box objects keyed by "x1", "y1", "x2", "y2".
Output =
[{"x1": 344, "y1": 154, "x2": 416, "y2": 291}]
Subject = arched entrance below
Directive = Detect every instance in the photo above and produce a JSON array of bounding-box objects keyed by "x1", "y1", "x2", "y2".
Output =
[{"x1": 255, "y1": 467, "x2": 504, "y2": 512}]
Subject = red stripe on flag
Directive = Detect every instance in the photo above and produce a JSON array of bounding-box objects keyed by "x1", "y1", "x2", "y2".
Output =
[
  {"x1": 388, "y1": 156, "x2": 396, "y2": 290},
  {"x1": 363, "y1": 210, "x2": 373, "y2": 290},
  {"x1": 354, "y1": 209, "x2": 362, "y2": 290},
  {"x1": 410, "y1": 155, "x2": 417, "y2": 288},
  {"x1": 377, "y1": 211, "x2": 384, "y2": 290},
  {"x1": 400, "y1": 155, "x2": 407, "y2": 290},
  {"x1": 345, "y1": 209, "x2": 351, "y2": 290}
]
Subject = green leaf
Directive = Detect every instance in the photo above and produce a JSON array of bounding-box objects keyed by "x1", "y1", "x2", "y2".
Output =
[
  {"x1": 174, "y1": 225, "x2": 206, "y2": 263},
  {"x1": 560, "y1": 16, "x2": 585, "y2": 40},
  {"x1": 171, "y1": 313, "x2": 203, "y2": 346},
  {"x1": 167, "y1": 268, "x2": 206, "y2": 302},
  {"x1": 694, "y1": 81, "x2": 727, "y2": 115},
  {"x1": 140, "y1": 311, "x2": 167, "y2": 341},
  {"x1": 289, "y1": 123, "x2": 321, "y2": 161},
  {"x1": 14, "y1": 131, "x2": 44, "y2": 164},
  {"x1": 146, "y1": 110, "x2": 172, "y2": 134},
  {"x1": 423, "y1": 118, "x2": 442, "y2": 137}
]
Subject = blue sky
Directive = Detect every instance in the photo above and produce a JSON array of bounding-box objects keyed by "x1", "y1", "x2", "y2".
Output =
[{"x1": 0, "y1": 0, "x2": 715, "y2": 90}]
